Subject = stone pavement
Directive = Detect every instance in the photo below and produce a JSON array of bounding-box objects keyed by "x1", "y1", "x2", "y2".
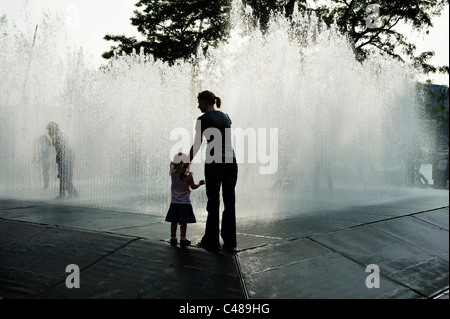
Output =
[{"x1": 0, "y1": 189, "x2": 448, "y2": 300}]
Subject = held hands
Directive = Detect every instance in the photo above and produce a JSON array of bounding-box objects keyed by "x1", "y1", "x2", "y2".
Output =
[{"x1": 199, "y1": 179, "x2": 205, "y2": 186}]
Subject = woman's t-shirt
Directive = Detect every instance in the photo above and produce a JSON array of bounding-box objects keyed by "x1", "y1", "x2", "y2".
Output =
[{"x1": 195, "y1": 111, "x2": 235, "y2": 164}]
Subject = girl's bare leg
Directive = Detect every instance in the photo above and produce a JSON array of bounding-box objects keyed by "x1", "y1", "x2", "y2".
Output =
[
  {"x1": 180, "y1": 224, "x2": 191, "y2": 246},
  {"x1": 169, "y1": 222, "x2": 178, "y2": 246},
  {"x1": 171, "y1": 222, "x2": 177, "y2": 238},
  {"x1": 180, "y1": 224, "x2": 187, "y2": 239}
]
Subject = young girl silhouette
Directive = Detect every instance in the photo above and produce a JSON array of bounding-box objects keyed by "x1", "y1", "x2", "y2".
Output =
[{"x1": 165, "y1": 152, "x2": 205, "y2": 246}]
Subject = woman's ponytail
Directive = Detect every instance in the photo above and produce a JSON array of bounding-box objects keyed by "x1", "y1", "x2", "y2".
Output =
[{"x1": 215, "y1": 96, "x2": 222, "y2": 108}]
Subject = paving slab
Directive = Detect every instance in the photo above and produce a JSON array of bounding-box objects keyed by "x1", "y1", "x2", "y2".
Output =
[
  {"x1": 237, "y1": 213, "x2": 352, "y2": 239},
  {"x1": 239, "y1": 243, "x2": 420, "y2": 299},
  {"x1": 0, "y1": 219, "x2": 244, "y2": 299},
  {"x1": 414, "y1": 208, "x2": 449, "y2": 231},
  {"x1": 0, "y1": 204, "x2": 160, "y2": 232},
  {"x1": 0, "y1": 194, "x2": 448, "y2": 300},
  {"x1": 329, "y1": 191, "x2": 449, "y2": 218},
  {"x1": 0, "y1": 220, "x2": 134, "y2": 298},
  {"x1": 370, "y1": 215, "x2": 449, "y2": 261},
  {"x1": 0, "y1": 199, "x2": 47, "y2": 210},
  {"x1": 40, "y1": 239, "x2": 244, "y2": 299},
  {"x1": 311, "y1": 224, "x2": 435, "y2": 274},
  {"x1": 311, "y1": 218, "x2": 449, "y2": 298},
  {"x1": 238, "y1": 239, "x2": 332, "y2": 275},
  {"x1": 389, "y1": 257, "x2": 449, "y2": 297},
  {"x1": 0, "y1": 219, "x2": 49, "y2": 254}
]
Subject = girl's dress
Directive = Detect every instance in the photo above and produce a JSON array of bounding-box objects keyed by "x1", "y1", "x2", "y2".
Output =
[{"x1": 165, "y1": 166, "x2": 197, "y2": 224}]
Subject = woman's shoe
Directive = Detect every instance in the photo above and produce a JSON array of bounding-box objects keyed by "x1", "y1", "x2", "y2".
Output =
[
  {"x1": 197, "y1": 241, "x2": 219, "y2": 251},
  {"x1": 222, "y1": 243, "x2": 237, "y2": 252}
]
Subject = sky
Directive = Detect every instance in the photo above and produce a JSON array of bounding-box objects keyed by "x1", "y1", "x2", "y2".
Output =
[{"x1": 1, "y1": 0, "x2": 449, "y2": 85}]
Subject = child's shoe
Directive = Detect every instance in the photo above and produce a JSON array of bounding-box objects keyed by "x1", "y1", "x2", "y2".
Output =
[
  {"x1": 180, "y1": 239, "x2": 191, "y2": 247},
  {"x1": 170, "y1": 238, "x2": 178, "y2": 246}
]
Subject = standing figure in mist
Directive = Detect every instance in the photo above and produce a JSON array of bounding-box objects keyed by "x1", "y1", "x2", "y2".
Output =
[
  {"x1": 46, "y1": 122, "x2": 78, "y2": 199},
  {"x1": 37, "y1": 135, "x2": 52, "y2": 189},
  {"x1": 189, "y1": 90, "x2": 238, "y2": 251}
]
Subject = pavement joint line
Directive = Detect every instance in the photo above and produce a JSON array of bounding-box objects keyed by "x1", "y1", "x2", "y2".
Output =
[
  {"x1": 341, "y1": 206, "x2": 450, "y2": 229},
  {"x1": 411, "y1": 214, "x2": 450, "y2": 232},
  {"x1": 1, "y1": 199, "x2": 164, "y2": 219},
  {"x1": 233, "y1": 243, "x2": 271, "y2": 253},
  {"x1": 243, "y1": 252, "x2": 336, "y2": 276},
  {"x1": 236, "y1": 232, "x2": 284, "y2": 240},
  {"x1": 0, "y1": 216, "x2": 58, "y2": 230},
  {"x1": 431, "y1": 288, "x2": 449, "y2": 299},
  {"x1": 0, "y1": 205, "x2": 48, "y2": 211},
  {"x1": 233, "y1": 253, "x2": 250, "y2": 299},
  {"x1": 108, "y1": 222, "x2": 165, "y2": 232},
  {"x1": 0, "y1": 221, "x2": 51, "y2": 255}
]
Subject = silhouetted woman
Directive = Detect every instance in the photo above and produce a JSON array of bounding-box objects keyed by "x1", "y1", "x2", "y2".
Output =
[{"x1": 189, "y1": 91, "x2": 238, "y2": 251}]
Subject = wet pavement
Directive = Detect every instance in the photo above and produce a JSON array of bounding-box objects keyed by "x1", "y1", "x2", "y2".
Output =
[{"x1": 0, "y1": 190, "x2": 448, "y2": 300}]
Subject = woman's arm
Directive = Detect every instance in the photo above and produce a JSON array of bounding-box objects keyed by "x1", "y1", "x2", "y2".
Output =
[{"x1": 189, "y1": 129, "x2": 203, "y2": 163}]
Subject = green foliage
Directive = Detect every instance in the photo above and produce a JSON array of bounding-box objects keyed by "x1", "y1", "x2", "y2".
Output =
[
  {"x1": 417, "y1": 83, "x2": 449, "y2": 124},
  {"x1": 102, "y1": 0, "x2": 449, "y2": 77},
  {"x1": 103, "y1": 0, "x2": 231, "y2": 64},
  {"x1": 311, "y1": 0, "x2": 449, "y2": 76}
]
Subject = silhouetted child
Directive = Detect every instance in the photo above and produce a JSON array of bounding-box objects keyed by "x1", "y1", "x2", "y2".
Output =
[{"x1": 165, "y1": 152, "x2": 204, "y2": 247}]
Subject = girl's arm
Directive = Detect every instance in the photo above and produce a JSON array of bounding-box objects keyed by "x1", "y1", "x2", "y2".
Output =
[{"x1": 189, "y1": 176, "x2": 205, "y2": 190}]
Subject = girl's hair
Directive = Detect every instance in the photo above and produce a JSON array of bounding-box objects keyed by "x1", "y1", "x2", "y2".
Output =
[
  {"x1": 198, "y1": 90, "x2": 222, "y2": 109},
  {"x1": 172, "y1": 152, "x2": 191, "y2": 180}
]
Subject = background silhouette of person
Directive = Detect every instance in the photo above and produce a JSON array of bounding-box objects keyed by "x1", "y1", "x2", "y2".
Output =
[{"x1": 46, "y1": 122, "x2": 78, "y2": 199}]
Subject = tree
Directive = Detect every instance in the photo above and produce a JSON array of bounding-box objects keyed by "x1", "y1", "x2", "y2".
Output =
[
  {"x1": 417, "y1": 82, "x2": 449, "y2": 123},
  {"x1": 243, "y1": 0, "x2": 448, "y2": 77},
  {"x1": 310, "y1": 0, "x2": 449, "y2": 76},
  {"x1": 103, "y1": 0, "x2": 231, "y2": 64},
  {"x1": 103, "y1": 0, "x2": 449, "y2": 78}
]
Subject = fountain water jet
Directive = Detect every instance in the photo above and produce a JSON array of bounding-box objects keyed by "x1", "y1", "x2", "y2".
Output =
[{"x1": 0, "y1": 1, "x2": 424, "y2": 220}]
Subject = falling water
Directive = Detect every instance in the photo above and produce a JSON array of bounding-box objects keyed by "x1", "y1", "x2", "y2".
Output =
[{"x1": 0, "y1": 1, "x2": 423, "y2": 220}]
